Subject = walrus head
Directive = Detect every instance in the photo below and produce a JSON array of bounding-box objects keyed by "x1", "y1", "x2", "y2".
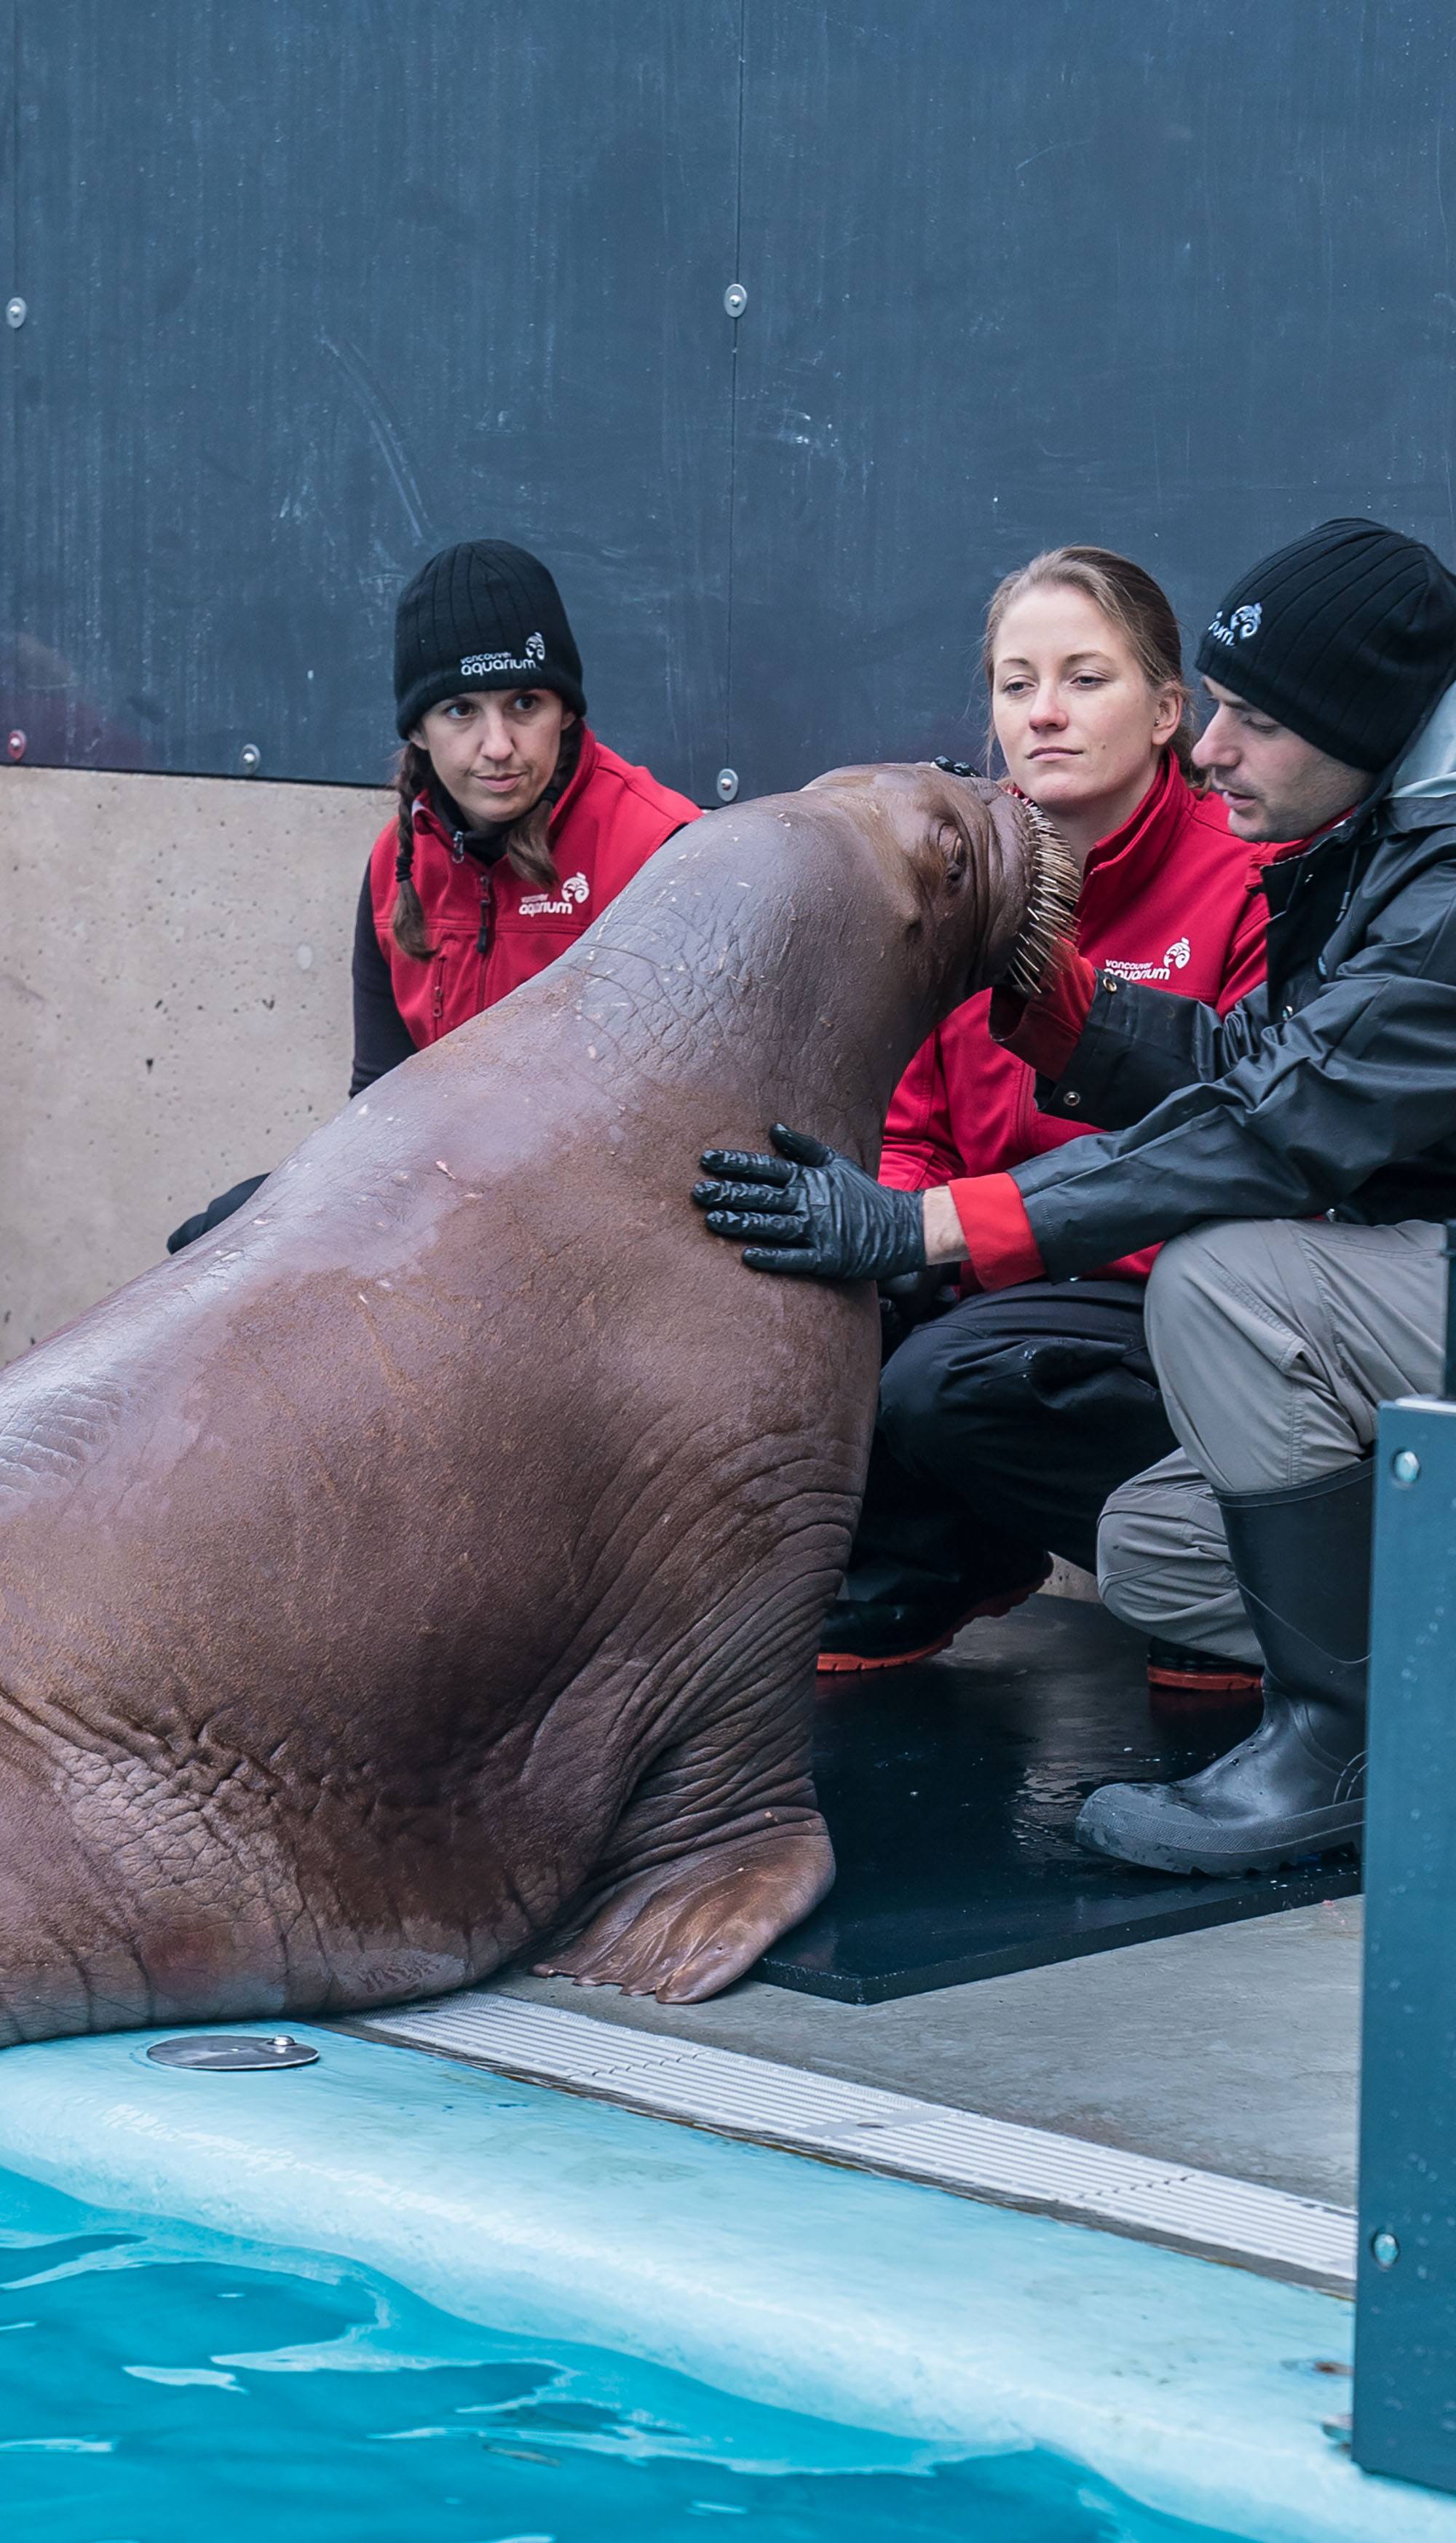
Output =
[{"x1": 803, "y1": 759, "x2": 1080, "y2": 1019}]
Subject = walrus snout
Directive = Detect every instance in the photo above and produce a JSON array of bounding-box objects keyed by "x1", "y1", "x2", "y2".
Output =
[
  {"x1": 802, "y1": 758, "x2": 1077, "y2": 1005},
  {"x1": 903, "y1": 761, "x2": 1080, "y2": 1004}
]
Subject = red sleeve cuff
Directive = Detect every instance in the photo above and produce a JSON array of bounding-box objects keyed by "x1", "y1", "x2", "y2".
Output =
[
  {"x1": 988, "y1": 946, "x2": 1096, "y2": 1080},
  {"x1": 945, "y1": 1173, "x2": 1045, "y2": 1292}
]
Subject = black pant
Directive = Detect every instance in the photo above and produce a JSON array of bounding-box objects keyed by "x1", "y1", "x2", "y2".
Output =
[{"x1": 842, "y1": 1278, "x2": 1177, "y2": 1621}]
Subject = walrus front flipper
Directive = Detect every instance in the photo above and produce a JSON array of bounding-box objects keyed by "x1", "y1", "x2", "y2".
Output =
[{"x1": 534, "y1": 1813, "x2": 834, "y2": 2004}]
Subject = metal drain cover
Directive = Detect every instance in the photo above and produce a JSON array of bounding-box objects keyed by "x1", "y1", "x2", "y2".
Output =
[{"x1": 146, "y1": 2033, "x2": 319, "y2": 2071}]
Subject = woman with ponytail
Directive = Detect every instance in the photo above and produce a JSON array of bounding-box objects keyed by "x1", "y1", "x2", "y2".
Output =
[
  {"x1": 817, "y1": 546, "x2": 1272, "y2": 1701},
  {"x1": 351, "y1": 539, "x2": 700, "y2": 1093}
]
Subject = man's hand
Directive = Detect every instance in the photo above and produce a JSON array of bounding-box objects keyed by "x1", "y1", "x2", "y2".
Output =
[{"x1": 692, "y1": 1124, "x2": 927, "y2": 1282}]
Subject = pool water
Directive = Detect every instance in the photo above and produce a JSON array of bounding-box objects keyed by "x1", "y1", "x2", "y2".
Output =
[{"x1": 0, "y1": 2162, "x2": 1254, "y2": 2543}]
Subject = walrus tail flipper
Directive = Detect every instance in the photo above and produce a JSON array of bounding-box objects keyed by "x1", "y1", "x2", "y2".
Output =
[{"x1": 533, "y1": 1812, "x2": 834, "y2": 2004}]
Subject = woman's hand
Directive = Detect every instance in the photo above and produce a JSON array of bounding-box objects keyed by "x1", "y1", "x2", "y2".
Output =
[{"x1": 693, "y1": 1124, "x2": 941, "y2": 1281}]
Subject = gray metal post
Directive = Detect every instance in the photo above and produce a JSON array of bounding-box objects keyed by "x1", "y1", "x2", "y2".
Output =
[{"x1": 1352, "y1": 1238, "x2": 1456, "y2": 2488}]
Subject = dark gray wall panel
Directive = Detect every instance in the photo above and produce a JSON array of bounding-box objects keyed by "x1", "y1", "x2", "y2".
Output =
[
  {"x1": 728, "y1": 0, "x2": 1456, "y2": 791},
  {"x1": 3, "y1": 1, "x2": 738, "y2": 794},
  {"x1": 0, "y1": 0, "x2": 14, "y2": 524},
  {"x1": 6, "y1": 4, "x2": 1456, "y2": 796}
]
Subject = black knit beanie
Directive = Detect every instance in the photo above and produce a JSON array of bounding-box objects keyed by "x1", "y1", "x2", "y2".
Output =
[
  {"x1": 394, "y1": 539, "x2": 586, "y2": 737},
  {"x1": 1195, "y1": 518, "x2": 1456, "y2": 775}
]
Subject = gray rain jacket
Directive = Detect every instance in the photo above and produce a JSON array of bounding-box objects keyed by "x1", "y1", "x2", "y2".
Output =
[{"x1": 1013, "y1": 684, "x2": 1456, "y2": 1275}]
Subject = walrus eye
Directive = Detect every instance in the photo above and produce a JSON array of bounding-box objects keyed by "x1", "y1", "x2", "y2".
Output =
[{"x1": 936, "y1": 819, "x2": 968, "y2": 886}]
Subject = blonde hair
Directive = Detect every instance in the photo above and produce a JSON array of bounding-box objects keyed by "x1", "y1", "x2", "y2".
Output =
[{"x1": 982, "y1": 545, "x2": 1199, "y2": 781}]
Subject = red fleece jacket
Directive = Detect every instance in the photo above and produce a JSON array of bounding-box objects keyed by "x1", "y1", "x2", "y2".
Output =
[
  {"x1": 879, "y1": 756, "x2": 1270, "y2": 1286},
  {"x1": 367, "y1": 726, "x2": 700, "y2": 1047}
]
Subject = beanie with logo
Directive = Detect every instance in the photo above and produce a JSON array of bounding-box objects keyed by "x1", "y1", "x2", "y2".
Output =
[
  {"x1": 394, "y1": 539, "x2": 586, "y2": 737},
  {"x1": 1195, "y1": 518, "x2": 1456, "y2": 776}
]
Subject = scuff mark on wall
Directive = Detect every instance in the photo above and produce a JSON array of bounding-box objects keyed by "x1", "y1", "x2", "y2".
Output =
[{"x1": 320, "y1": 333, "x2": 438, "y2": 553}]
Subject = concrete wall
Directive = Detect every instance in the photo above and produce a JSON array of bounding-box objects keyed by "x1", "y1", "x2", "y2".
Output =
[
  {"x1": 1045, "y1": 1559, "x2": 1099, "y2": 1605},
  {"x1": 1, "y1": 765, "x2": 389, "y2": 1362}
]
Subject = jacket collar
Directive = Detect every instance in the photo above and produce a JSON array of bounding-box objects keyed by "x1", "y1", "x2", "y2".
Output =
[
  {"x1": 1077, "y1": 752, "x2": 1188, "y2": 902},
  {"x1": 1257, "y1": 815, "x2": 1355, "y2": 873},
  {"x1": 549, "y1": 720, "x2": 598, "y2": 825},
  {"x1": 1382, "y1": 677, "x2": 1456, "y2": 834}
]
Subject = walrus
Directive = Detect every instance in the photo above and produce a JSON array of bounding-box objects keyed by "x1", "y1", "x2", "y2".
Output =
[{"x1": 0, "y1": 764, "x2": 1073, "y2": 2041}]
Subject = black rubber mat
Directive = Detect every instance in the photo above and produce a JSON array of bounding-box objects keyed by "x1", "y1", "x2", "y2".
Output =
[{"x1": 757, "y1": 1594, "x2": 1361, "y2": 2004}]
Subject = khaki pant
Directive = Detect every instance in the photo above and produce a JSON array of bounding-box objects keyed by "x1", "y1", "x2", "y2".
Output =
[{"x1": 1096, "y1": 1217, "x2": 1447, "y2": 1661}]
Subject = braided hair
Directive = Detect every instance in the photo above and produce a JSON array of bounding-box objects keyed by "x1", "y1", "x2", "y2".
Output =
[
  {"x1": 390, "y1": 740, "x2": 436, "y2": 961},
  {"x1": 389, "y1": 719, "x2": 585, "y2": 962}
]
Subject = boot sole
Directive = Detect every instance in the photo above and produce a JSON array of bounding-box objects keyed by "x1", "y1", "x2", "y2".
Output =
[
  {"x1": 817, "y1": 1572, "x2": 1049, "y2": 1674},
  {"x1": 1075, "y1": 1805, "x2": 1364, "y2": 1880},
  {"x1": 1146, "y1": 1666, "x2": 1262, "y2": 1696}
]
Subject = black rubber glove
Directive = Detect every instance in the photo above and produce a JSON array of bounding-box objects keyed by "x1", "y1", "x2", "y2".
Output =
[
  {"x1": 692, "y1": 1124, "x2": 927, "y2": 1282},
  {"x1": 166, "y1": 1173, "x2": 269, "y2": 1255}
]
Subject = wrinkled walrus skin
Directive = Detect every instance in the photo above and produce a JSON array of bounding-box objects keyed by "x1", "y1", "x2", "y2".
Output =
[{"x1": 0, "y1": 765, "x2": 1051, "y2": 2041}]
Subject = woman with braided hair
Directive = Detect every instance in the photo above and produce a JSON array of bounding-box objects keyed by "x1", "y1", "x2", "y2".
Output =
[
  {"x1": 169, "y1": 539, "x2": 698, "y2": 1250},
  {"x1": 350, "y1": 537, "x2": 700, "y2": 1093}
]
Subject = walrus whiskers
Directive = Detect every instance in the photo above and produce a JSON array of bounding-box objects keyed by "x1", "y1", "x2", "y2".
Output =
[{"x1": 1001, "y1": 797, "x2": 1080, "y2": 1000}]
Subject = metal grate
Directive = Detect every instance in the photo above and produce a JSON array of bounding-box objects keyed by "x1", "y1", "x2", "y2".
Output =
[{"x1": 348, "y1": 1991, "x2": 1356, "y2": 2293}]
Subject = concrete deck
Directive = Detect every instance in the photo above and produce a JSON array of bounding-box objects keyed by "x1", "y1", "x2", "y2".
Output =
[
  {"x1": 484, "y1": 1586, "x2": 1363, "y2": 2216},
  {"x1": 501, "y1": 1861, "x2": 1361, "y2": 2212}
]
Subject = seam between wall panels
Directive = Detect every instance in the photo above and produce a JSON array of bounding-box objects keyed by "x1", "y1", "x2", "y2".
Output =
[{"x1": 722, "y1": 0, "x2": 746, "y2": 774}]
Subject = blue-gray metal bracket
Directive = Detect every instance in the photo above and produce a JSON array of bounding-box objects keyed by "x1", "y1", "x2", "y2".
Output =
[{"x1": 1354, "y1": 1393, "x2": 1456, "y2": 2491}]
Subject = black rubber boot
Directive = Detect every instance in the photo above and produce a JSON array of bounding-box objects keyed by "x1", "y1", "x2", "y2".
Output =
[
  {"x1": 1077, "y1": 1459, "x2": 1372, "y2": 1876},
  {"x1": 818, "y1": 1423, "x2": 1051, "y2": 1673},
  {"x1": 818, "y1": 1561, "x2": 1050, "y2": 1673}
]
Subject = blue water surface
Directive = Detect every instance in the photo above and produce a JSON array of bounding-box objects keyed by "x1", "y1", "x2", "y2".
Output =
[{"x1": 0, "y1": 2160, "x2": 1254, "y2": 2543}]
